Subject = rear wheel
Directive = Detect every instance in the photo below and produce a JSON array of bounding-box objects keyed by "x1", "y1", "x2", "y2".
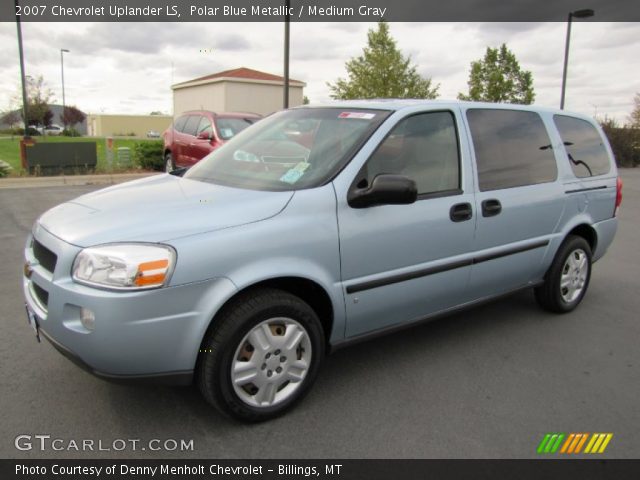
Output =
[
  {"x1": 164, "y1": 152, "x2": 174, "y2": 173},
  {"x1": 535, "y1": 235, "x2": 592, "y2": 313},
  {"x1": 197, "y1": 288, "x2": 324, "y2": 422}
]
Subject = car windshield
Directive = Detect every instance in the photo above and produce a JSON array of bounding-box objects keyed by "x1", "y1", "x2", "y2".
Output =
[
  {"x1": 215, "y1": 117, "x2": 257, "y2": 140},
  {"x1": 185, "y1": 108, "x2": 389, "y2": 191}
]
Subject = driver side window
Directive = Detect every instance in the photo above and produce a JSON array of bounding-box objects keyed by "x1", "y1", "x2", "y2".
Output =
[
  {"x1": 197, "y1": 117, "x2": 213, "y2": 137},
  {"x1": 364, "y1": 111, "x2": 460, "y2": 196}
]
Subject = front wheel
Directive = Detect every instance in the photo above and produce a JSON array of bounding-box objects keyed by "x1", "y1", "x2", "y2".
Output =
[
  {"x1": 534, "y1": 235, "x2": 592, "y2": 313},
  {"x1": 197, "y1": 288, "x2": 325, "y2": 422}
]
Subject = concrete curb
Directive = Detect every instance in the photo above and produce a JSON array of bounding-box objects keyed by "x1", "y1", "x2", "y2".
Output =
[{"x1": 0, "y1": 172, "x2": 160, "y2": 189}]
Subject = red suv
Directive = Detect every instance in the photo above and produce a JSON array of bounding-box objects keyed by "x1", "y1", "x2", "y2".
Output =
[{"x1": 162, "y1": 111, "x2": 261, "y2": 172}]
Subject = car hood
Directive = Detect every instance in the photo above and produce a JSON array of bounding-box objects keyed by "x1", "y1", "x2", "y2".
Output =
[{"x1": 38, "y1": 174, "x2": 294, "y2": 247}]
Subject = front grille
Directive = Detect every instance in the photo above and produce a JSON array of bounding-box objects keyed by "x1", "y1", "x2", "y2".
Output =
[
  {"x1": 32, "y1": 282, "x2": 49, "y2": 308},
  {"x1": 33, "y1": 239, "x2": 57, "y2": 273}
]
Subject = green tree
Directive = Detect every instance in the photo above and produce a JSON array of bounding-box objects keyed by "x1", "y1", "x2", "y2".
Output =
[
  {"x1": 303, "y1": 95, "x2": 310, "y2": 105},
  {"x1": 328, "y1": 21, "x2": 439, "y2": 100},
  {"x1": 629, "y1": 93, "x2": 640, "y2": 127},
  {"x1": 20, "y1": 75, "x2": 55, "y2": 127},
  {"x1": 458, "y1": 44, "x2": 535, "y2": 105},
  {"x1": 1, "y1": 110, "x2": 20, "y2": 129},
  {"x1": 1, "y1": 110, "x2": 20, "y2": 139}
]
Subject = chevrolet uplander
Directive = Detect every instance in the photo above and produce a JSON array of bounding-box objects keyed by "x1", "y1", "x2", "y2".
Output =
[{"x1": 23, "y1": 100, "x2": 621, "y2": 421}]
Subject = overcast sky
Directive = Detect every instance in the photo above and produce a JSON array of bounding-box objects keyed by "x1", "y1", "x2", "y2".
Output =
[{"x1": 0, "y1": 21, "x2": 638, "y2": 123}]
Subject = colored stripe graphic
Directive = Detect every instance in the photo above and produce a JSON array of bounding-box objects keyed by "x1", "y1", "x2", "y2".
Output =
[
  {"x1": 567, "y1": 433, "x2": 584, "y2": 453},
  {"x1": 574, "y1": 433, "x2": 589, "y2": 453},
  {"x1": 537, "y1": 434, "x2": 551, "y2": 453},
  {"x1": 560, "y1": 434, "x2": 575, "y2": 453},
  {"x1": 539, "y1": 433, "x2": 613, "y2": 454},
  {"x1": 537, "y1": 433, "x2": 565, "y2": 454},
  {"x1": 584, "y1": 433, "x2": 613, "y2": 454},
  {"x1": 550, "y1": 434, "x2": 565, "y2": 453}
]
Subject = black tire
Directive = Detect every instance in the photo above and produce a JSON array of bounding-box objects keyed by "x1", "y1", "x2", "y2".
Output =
[
  {"x1": 534, "y1": 235, "x2": 592, "y2": 313},
  {"x1": 196, "y1": 288, "x2": 325, "y2": 422},
  {"x1": 164, "y1": 152, "x2": 174, "y2": 173}
]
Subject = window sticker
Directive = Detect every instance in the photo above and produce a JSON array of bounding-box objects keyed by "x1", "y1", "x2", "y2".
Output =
[
  {"x1": 338, "y1": 112, "x2": 376, "y2": 120},
  {"x1": 279, "y1": 162, "x2": 310, "y2": 184},
  {"x1": 220, "y1": 128, "x2": 234, "y2": 138}
]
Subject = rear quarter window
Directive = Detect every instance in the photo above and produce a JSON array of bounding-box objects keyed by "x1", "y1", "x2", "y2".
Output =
[
  {"x1": 467, "y1": 109, "x2": 558, "y2": 191},
  {"x1": 553, "y1": 115, "x2": 611, "y2": 178}
]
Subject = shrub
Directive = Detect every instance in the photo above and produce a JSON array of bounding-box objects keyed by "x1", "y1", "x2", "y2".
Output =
[
  {"x1": 133, "y1": 140, "x2": 164, "y2": 171},
  {"x1": 0, "y1": 127, "x2": 43, "y2": 137},
  {"x1": 61, "y1": 128, "x2": 82, "y2": 137},
  {"x1": 0, "y1": 159, "x2": 12, "y2": 177},
  {"x1": 600, "y1": 118, "x2": 640, "y2": 168}
]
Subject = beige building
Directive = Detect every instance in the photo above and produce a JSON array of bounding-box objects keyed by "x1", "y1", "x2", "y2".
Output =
[
  {"x1": 172, "y1": 67, "x2": 306, "y2": 117},
  {"x1": 87, "y1": 114, "x2": 172, "y2": 137}
]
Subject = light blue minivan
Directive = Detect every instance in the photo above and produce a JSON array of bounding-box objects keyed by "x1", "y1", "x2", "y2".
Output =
[{"x1": 23, "y1": 100, "x2": 621, "y2": 421}]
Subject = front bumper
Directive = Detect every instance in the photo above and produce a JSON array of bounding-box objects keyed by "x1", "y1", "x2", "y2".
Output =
[
  {"x1": 23, "y1": 223, "x2": 237, "y2": 383},
  {"x1": 38, "y1": 328, "x2": 194, "y2": 385}
]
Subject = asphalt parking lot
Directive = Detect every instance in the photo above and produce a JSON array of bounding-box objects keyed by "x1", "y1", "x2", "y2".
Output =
[{"x1": 1, "y1": 170, "x2": 639, "y2": 459}]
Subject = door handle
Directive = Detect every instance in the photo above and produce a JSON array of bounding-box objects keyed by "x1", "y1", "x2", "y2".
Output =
[
  {"x1": 481, "y1": 199, "x2": 502, "y2": 217},
  {"x1": 450, "y1": 202, "x2": 473, "y2": 222}
]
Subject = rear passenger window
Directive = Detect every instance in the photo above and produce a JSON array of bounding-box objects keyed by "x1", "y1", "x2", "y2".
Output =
[
  {"x1": 467, "y1": 109, "x2": 557, "y2": 191},
  {"x1": 364, "y1": 111, "x2": 460, "y2": 196},
  {"x1": 553, "y1": 115, "x2": 611, "y2": 177},
  {"x1": 174, "y1": 115, "x2": 188, "y2": 132},
  {"x1": 182, "y1": 116, "x2": 201, "y2": 137}
]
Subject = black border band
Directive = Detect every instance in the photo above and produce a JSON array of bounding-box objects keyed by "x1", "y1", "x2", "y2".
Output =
[{"x1": 4, "y1": 0, "x2": 640, "y2": 22}]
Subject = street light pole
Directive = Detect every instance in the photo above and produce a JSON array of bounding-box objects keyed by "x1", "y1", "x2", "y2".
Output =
[
  {"x1": 60, "y1": 48, "x2": 70, "y2": 127},
  {"x1": 283, "y1": 0, "x2": 290, "y2": 109},
  {"x1": 560, "y1": 9, "x2": 594, "y2": 110},
  {"x1": 15, "y1": 0, "x2": 30, "y2": 139},
  {"x1": 560, "y1": 13, "x2": 573, "y2": 110}
]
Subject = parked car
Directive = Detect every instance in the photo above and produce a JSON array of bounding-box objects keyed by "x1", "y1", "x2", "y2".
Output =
[
  {"x1": 26, "y1": 125, "x2": 41, "y2": 136},
  {"x1": 43, "y1": 124, "x2": 63, "y2": 136},
  {"x1": 162, "y1": 111, "x2": 261, "y2": 173},
  {"x1": 23, "y1": 101, "x2": 621, "y2": 422},
  {"x1": 146, "y1": 130, "x2": 160, "y2": 138},
  {"x1": 27, "y1": 124, "x2": 63, "y2": 136}
]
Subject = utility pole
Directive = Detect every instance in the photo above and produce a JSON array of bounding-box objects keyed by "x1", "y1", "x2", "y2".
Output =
[{"x1": 283, "y1": 0, "x2": 290, "y2": 109}]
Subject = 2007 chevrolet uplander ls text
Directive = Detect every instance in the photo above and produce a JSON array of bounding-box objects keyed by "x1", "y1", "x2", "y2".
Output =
[{"x1": 23, "y1": 100, "x2": 622, "y2": 421}]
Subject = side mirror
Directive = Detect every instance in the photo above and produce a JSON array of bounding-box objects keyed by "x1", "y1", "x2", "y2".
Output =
[
  {"x1": 348, "y1": 174, "x2": 417, "y2": 209},
  {"x1": 197, "y1": 131, "x2": 212, "y2": 140}
]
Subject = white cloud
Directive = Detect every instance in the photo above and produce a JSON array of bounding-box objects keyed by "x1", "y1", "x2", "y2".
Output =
[{"x1": 0, "y1": 21, "x2": 637, "y2": 122}]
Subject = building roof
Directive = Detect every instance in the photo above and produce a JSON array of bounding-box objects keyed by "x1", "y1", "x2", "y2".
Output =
[{"x1": 172, "y1": 67, "x2": 305, "y2": 89}]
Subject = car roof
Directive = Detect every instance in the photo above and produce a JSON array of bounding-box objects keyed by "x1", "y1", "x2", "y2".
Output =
[
  {"x1": 181, "y1": 110, "x2": 261, "y2": 118},
  {"x1": 297, "y1": 99, "x2": 591, "y2": 121}
]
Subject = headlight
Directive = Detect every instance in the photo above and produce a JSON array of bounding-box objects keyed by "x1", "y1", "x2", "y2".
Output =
[{"x1": 72, "y1": 244, "x2": 176, "y2": 290}]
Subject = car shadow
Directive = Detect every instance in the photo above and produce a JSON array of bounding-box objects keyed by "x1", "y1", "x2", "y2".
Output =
[{"x1": 99, "y1": 289, "x2": 542, "y2": 437}]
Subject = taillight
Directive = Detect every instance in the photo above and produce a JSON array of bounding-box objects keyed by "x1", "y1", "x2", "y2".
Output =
[{"x1": 614, "y1": 176, "x2": 623, "y2": 217}]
